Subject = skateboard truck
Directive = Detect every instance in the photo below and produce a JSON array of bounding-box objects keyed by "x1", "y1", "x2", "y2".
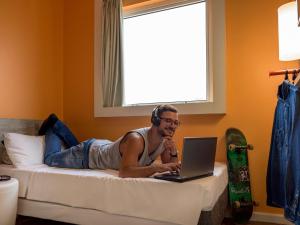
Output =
[
  {"x1": 234, "y1": 200, "x2": 259, "y2": 208},
  {"x1": 229, "y1": 144, "x2": 254, "y2": 151}
]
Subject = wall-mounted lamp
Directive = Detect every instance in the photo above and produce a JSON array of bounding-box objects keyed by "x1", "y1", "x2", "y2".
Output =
[
  {"x1": 298, "y1": 0, "x2": 300, "y2": 26},
  {"x1": 270, "y1": 1, "x2": 300, "y2": 77},
  {"x1": 278, "y1": 1, "x2": 300, "y2": 61}
]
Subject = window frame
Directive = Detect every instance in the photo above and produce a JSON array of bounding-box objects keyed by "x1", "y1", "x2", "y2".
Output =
[{"x1": 94, "y1": 0, "x2": 226, "y2": 117}]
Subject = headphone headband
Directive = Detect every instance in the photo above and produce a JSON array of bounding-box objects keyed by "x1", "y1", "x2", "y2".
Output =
[{"x1": 151, "y1": 106, "x2": 161, "y2": 126}]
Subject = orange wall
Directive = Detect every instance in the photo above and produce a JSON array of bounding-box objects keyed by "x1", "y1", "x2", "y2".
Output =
[
  {"x1": 63, "y1": 0, "x2": 299, "y2": 215},
  {"x1": 0, "y1": 0, "x2": 64, "y2": 119}
]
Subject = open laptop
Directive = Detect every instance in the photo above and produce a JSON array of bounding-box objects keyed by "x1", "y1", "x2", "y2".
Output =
[{"x1": 154, "y1": 137, "x2": 217, "y2": 182}]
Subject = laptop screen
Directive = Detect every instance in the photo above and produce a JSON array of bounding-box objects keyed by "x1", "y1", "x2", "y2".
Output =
[{"x1": 180, "y1": 137, "x2": 217, "y2": 177}]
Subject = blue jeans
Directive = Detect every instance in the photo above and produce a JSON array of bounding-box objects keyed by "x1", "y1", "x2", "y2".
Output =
[
  {"x1": 267, "y1": 81, "x2": 300, "y2": 223},
  {"x1": 44, "y1": 119, "x2": 94, "y2": 169},
  {"x1": 284, "y1": 84, "x2": 300, "y2": 223},
  {"x1": 267, "y1": 81, "x2": 290, "y2": 208}
]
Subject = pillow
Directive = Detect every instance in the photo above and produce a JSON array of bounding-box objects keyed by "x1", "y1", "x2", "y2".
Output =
[{"x1": 4, "y1": 133, "x2": 45, "y2": 167}]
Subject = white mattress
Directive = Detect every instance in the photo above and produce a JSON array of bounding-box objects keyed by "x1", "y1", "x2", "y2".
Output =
[
  {"x1": 0, "y1": 164, "x2": 46, "y2": 197},
  {"x1": 0, "y1": 162, "x2": 227, "y2": 225}
]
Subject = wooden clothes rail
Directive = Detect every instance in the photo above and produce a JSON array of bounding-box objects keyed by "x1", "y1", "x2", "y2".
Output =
[{"x1": 269, "y1": 68, "x2": 300, "y2": 76}]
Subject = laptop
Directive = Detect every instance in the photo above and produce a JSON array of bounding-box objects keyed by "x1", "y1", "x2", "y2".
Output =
[{"x1": 154, "y1": 137, "x2": 217, "y2": 182}]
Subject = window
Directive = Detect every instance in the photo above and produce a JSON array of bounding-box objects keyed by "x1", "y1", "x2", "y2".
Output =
[
  {"x1": 94, "y1": 0, "x2": 226, "y2": 117},
  {"x1": 123, "y1": 2, "x2": 206, "y2": 105}
]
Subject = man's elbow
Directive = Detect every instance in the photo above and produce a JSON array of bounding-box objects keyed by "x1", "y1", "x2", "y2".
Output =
[{"x1": 118, "y1": 167, "x2": 130, "y2": 178}]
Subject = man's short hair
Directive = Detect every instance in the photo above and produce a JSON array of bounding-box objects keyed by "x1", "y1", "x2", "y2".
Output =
[
  {"x1": 155, "y1": 104, "x2": 178, "y2": 118},
  {"x1": 151, "y1": 104, "x2": 178, "y2": 126}
]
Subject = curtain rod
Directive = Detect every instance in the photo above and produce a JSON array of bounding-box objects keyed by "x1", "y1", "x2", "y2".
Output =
[{"x1": 269, "y1": 68, "x2": 300, "y2": 76}]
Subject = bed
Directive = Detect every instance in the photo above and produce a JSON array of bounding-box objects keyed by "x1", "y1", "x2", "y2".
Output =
[{"x1": 0, "y1": 118, "x2": 228, "y2": 225}]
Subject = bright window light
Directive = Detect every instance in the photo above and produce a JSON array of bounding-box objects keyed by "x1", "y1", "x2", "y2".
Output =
[{"x1": 123, "y1": 2, "x2": 206, "y2": 105}]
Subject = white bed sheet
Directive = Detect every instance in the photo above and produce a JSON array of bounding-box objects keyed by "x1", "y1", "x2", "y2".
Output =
[
  {"x1": 0, "y1": 162, "x2": 227, "y2": 225},
  {"x1": 0, "y1": 164, "x2": 45, "y2": 197}
]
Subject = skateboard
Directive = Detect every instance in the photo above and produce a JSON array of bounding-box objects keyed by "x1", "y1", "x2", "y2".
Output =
[{"x1": 226, "y1": 128, "x2": 254, "y2": 223}]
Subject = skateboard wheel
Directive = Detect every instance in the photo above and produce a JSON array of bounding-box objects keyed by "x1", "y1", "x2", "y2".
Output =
[
  {"x1": 229, "y1": 144, "x2": 236, "y2": 151},
  {"x1": 234, "y1": 201, "x2": 241, "y2": 208}
]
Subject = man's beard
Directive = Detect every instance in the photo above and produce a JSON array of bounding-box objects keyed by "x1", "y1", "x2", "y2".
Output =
[{"x1": 158, "y1": 127, "x2": 175, "y2": 137}]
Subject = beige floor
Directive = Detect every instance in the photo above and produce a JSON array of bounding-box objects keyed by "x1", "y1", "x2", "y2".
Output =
[
  {"x1": 241, "y1": 222, "x2": 282, "y2": 225},
  {"x1": 221, "y1": 218, "x2": 282, "y2": 225},
  {"x1": 240, "y1": 222, "x2": 280, "y2": 225}
]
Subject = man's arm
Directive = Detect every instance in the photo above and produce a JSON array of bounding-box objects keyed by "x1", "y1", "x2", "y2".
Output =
[{"x1": 118, "y1": 133, "x2": 180, "y2": 178}]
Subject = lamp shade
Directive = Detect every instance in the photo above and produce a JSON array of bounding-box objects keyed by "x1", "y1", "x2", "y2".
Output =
[{"x1": 278, "y1": 1, "x2": 300, "y2": 61}]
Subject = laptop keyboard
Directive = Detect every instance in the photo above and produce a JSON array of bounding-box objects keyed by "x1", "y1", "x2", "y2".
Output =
[
  {"x1": 170, "y1": 171, "x2": 180, "y2": 175},
  {"x1": 164, "y1": 171, "x2": 180, "y2": 177}
]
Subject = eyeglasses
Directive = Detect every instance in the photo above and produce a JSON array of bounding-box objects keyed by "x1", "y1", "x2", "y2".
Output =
[{"x1": 160, "y1": 117, "x2": 181, "y2": 127}]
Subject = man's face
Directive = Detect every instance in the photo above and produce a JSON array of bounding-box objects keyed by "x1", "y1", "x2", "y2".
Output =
[{"x1": 157, "y1": 111, "x2": 179, "y2": 137}]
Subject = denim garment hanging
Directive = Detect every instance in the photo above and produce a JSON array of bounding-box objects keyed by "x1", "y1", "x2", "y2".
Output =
[
  {"x1": 267, "y1": 80, "x2": 291, "y2": 208},
  {"x1": 267, "y1": 81, "x2": 300, "y2": 224},
  {"x1": 284, "y1": 83, "x2": 300, "y2": 224}
]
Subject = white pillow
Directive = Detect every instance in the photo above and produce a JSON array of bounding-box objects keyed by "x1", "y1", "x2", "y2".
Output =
[{"x1": 4, "y1": 133, "x2": 45, "y2": 167}]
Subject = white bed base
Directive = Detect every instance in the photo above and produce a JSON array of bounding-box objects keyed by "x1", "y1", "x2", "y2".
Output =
[
  {"x1": 18, "y1": 198, "x2": 176, "y2": 225},
  {"x1": 17, "y1": 186, "x2": 228, "y2": 225}
]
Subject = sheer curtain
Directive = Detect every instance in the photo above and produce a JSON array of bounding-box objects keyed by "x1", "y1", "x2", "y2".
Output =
[{"x1": 101, "y1": 0, "x2": 124, "y2": 107}]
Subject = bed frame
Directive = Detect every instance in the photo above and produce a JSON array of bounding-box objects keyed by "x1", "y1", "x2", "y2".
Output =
[{"x1": 0, "y1": 118, "x2": 227, "y2": 225}]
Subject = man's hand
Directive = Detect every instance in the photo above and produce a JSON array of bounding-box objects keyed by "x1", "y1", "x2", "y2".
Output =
[
  {"x1": 153, "y1": 162, "x2": 181, "y2": 173},
  {"x1": 161, "y1": 136, "x2": 178, "y2": 164},
  {"x1": 163, "y1": 137, "x2": 177, "y2": 155}
]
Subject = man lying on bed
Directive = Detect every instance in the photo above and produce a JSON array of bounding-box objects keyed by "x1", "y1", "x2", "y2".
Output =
[{"x1": 39, "y1": 104, "x2": 181, "y2": 178}]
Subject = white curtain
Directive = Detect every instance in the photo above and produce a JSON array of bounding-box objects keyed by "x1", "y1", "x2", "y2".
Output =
[{"x1": 102, "y1": 0, "x2": 124, "y2": 107}]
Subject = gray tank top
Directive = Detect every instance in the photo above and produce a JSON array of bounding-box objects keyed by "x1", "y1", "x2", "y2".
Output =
[{"x1": 88, "y1": 127, "x2": 165, "y2": 170}]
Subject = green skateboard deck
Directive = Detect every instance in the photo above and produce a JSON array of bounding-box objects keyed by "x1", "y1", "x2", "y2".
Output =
[{"x1": 226, "y1": 128, "x2": 253, "y2": 223}]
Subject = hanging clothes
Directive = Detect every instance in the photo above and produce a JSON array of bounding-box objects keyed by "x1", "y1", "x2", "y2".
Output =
[
  {"x1": 284, "y1": 83, "x2": 300, "y2": 224},
  {"x1": 267, "y1": 80, "x2": 300, "y2": 224},
  {"x1": 267, "y1": 80, "x2": 290, "y2": 208}
]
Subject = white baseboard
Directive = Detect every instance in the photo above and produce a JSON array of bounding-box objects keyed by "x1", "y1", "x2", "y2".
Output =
[{"x1": 251, "y1": 212, "x2": 293, "y2": 225}]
